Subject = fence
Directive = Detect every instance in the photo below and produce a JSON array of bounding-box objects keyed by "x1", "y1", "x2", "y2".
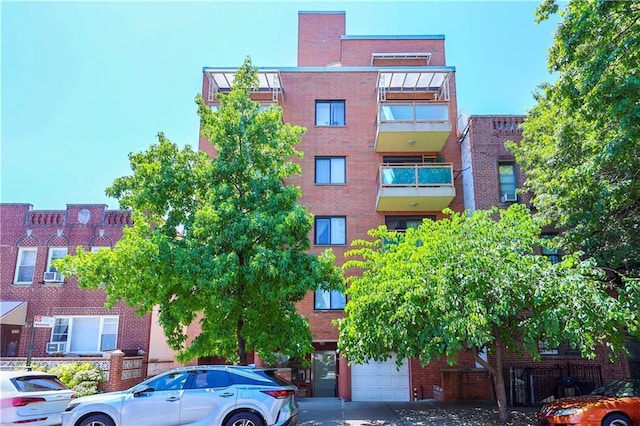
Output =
[
  {"x1": 504, "y1": 362, "x2": 602, "y2": 406},
  {"x1": 0, "y1": 350, "x2": 146, "y2": 392}
]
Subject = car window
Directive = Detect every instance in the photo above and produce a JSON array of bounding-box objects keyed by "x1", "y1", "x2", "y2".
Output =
[
  {"x1": 187, "y1": 370, "x2": 232, "y2": 389},
  {"x1": 13, "y1": 375, "x2": 67, "y2": 392},
  {"x1": 229, "y1": 369, "x2": 292, "y2": 387},
  {"x1": 146, "y1": 372, "x2": 189, "y2": 391}
]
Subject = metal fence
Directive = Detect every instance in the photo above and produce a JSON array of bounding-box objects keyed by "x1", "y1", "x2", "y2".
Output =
[{"x1": 503, "y1": 362, "x2": 603, "y2": 406}]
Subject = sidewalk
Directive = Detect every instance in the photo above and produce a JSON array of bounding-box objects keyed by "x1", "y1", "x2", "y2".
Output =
[{"x1": 297, "y1": 398, "x2": 539, "y2": 426}]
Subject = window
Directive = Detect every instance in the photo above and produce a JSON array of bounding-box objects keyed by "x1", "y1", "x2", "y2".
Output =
[
  {"x1": 14, "y1": 248, "x2": 37, "y2": 284},
  {"x1": 498, "y1": 162, "x2": 517, "y2": 200},
  {"x1": 147, "y1": 371, "x2": 190, "y2": 392},
  {"x1": 385, "y1": 215, "x2": 435, "y2": 231},
  {"x1": 314, "y1": 288, "x2": 346, "y2": 310},
  {"x1": 538, "y1": 341, "x2": 581, "y2": 357},
  {"x1": 51, "y1": 316, "x2": 118, "y2": 354},
  {"x1": 315, "y1": 101, "x2": 345, "y2": 126},
  {"x1": 315, "y1": 157, "x2": 346, "y2": 184},
  {"x1": 315, "y1": 217, "x2": 346, "y2": 245},
  {"x1": 190, "y1": 370, "x2": 233, "y2": 389},
  {"x1": 46, "y1": 247, "x2": 68, "y2": 274},
  {"x1": 542, "y1": 235, "x2": 561, "y2": 264}
]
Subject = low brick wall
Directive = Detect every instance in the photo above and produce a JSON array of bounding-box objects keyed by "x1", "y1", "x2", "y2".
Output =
[
  {"x1": 440, "y1": 368, "x2": 493, "y2": 400},
  {"x1": 0, "y1": 350, "x2": 146, "y2": 392}
]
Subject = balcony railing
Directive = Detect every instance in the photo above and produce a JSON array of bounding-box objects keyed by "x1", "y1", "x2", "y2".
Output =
[
  {"x1": 380, "y1": 163, "x2": 453, "y2": 187},
  {"x1": 379, "y1": 103, "x2": 449, "y2": 124},
  {"x1": 376, "y1": 163, "x2": 455, "y2": 211}
]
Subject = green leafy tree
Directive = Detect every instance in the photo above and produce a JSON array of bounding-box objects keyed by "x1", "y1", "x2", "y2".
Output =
[
  {"x1": 509, "y1": 0, "x2": 640, "y2": 277},
  {"x1": 58, "y1": 58, "x2": 343, "y2": 365},
  {"x1": 338, "y1": 204, "x2": 636, "y2": 425}
]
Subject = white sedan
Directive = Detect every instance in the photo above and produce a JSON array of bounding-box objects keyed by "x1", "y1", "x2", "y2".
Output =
[{"x1": 0, "y1": 370, "x2": 75, "y2": 426}]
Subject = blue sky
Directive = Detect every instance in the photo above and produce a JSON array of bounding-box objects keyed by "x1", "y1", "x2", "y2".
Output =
[{"x1": 1, "y1": 1, "x2": 560, "y2": 210}]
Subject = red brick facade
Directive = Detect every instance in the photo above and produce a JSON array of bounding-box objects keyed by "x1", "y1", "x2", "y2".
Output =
[{"x1": 0, "y1": 203, "x2": 151, "y2": 362}]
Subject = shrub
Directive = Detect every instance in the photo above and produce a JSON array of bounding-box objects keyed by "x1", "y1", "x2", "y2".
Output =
[{"x1": 45, "y1": 363, "x2": 105, "y2": 397}]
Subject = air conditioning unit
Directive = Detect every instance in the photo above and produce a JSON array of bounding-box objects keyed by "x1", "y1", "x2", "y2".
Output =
[
  {"x1": 502, "y1": 193, "x2": 518, "y2": 203},
  {"x1": 46, "y1": 342, "x2": 66, "y2": 354},
  {"x1": 43, "y1": 271, "x2": 62, "y2": 282}
]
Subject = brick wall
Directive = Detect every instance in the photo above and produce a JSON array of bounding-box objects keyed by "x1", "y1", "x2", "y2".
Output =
[{"x1": 0, "y1": 203, "x2": 151, "y2": 358}]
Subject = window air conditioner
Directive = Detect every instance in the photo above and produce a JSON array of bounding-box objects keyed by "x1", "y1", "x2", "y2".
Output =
[
  {"x1": 46, "y1": 342, "x2": 66, "y2": 354},
  {"x1": 43, "y1": 272, "x2": 63, "y2": 282},
  {"x1": 502, "y1": 193, "x2": 517, "y2": 203}
]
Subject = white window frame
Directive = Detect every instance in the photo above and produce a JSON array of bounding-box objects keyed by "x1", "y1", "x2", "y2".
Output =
[
  {"x1": 14, "y1": 247, "x2": 37, "y2": 284},
  {"x1": 50, "y1": 316, "x2": 119, "y2": 354},
  {"x1": 46, "y1": 247, "x2": 68, "y2": 279},
  {"x1": 315, "y1": 217, "x2": 346, "y2": 246},
  {"x1": 315, "y1": 157, "x2": 346, "y2": 185}
]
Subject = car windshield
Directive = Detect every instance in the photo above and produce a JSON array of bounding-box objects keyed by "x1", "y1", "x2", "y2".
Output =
[{"x1": 590, "y1": 379, "x2": 640, "y2": 397}]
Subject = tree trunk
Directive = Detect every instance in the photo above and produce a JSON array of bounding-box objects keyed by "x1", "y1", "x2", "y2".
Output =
[
  {"x1": 471, "y1": 329, "x2": 509, "y2": 425},
  {"x1": 237, "y1": 316, "x2": 247, "y2": 365}
]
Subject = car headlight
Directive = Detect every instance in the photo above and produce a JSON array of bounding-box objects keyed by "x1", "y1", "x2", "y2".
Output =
[{"x1": 550, "y1": 407, "x2": 582, "y2": 416}]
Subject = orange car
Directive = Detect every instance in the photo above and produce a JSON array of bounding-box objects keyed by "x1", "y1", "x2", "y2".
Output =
[{"x1": 538, "y1": 378, "x2": 640, "y2": 426}]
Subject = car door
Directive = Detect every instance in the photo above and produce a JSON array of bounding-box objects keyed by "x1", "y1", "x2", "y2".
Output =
[
  {"x1": 178, "y1": 369, "x2": 237, "y2": 425},
  {"x1": 119, "y1": 371, "x2": 190, "y2": 426}
]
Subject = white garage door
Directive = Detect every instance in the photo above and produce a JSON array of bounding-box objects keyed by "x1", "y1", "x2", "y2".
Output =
[{"x1": 351, "y1": 355, "x2": 410, "y2": 401}]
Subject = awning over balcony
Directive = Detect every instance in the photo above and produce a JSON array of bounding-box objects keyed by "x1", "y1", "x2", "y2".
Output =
[
  {"x1": 0, "y1": 301, "x2": 27, "y2": 325},
  {"x1": 205, "y1": 69, "x2": 283, "y2": 102},
  {"x1": 377, "y1": 69, "x2": 452, "y2": 101}
]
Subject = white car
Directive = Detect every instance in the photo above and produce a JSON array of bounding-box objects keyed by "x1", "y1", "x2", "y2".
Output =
[
  {"x1": 61, "y1": 365, "x2": 298, "y2": 426},
  {"x1": 0, "y1": 369, "x2": 75, "y2": 426}
]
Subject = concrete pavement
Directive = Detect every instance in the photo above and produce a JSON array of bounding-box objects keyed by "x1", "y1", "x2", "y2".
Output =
[{"x1": 296, "y1": 398, "x2": 539, "y2": 426}]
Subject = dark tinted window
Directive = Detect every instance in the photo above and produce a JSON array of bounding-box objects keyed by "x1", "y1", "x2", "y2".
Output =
[
  {"x1": 228, "y1": 369, "x2": 292, "y2": 387},
  {"x1": 188, "y1": 370, "x2": 232, "y2": 389},
  {"x1": 13, "y1": 375, "x2": 67, "y2": 392}
]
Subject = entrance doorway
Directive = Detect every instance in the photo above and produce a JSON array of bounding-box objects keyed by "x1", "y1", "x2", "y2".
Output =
[{"x1": 312, "y1": 351, "x2": 337, "y2": 397}]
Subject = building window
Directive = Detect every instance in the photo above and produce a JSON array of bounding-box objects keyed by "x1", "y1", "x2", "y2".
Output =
[
  {"x1": 498, "y1": 162, "x2": 517, "y2": 201},
  {"x1": 14, "y1": 248, "x2": 37, "y2": 284},
  {"x1": 315, "y1": 101, "x2": 345, "y2": 126},
  {"x1": 542, "y1": 235, "x2": 561, "y2": 264},
  {"x1": 51, "y1": 316, "x2": 118, "y2": 354},
  {"x1": 385, "y1": 215, "x2": 435, "y2": 232},
  {"x1": 314, "y1": 288, "x2": 347, "y2": 310},
  {"x1": 46, "y1": 248, "x2": 68, "y2": 273},
  {"x1": 315, "y1": 157, "x2": 346, "y2": 184},
  {"x1": 315, "y1": 217, "x2": 346, "y2": 245}
]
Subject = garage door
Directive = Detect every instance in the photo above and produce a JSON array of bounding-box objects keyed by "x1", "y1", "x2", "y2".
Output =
[{"x1": 351, "y1": 355, "x2": 410, "y2": 401}]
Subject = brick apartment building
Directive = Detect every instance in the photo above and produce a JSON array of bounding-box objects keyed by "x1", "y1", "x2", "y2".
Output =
[
  {"x1": 0, "y1": 203, "x2": 151, "y2": 360},
  {"x1": 199, "y1": 11, "x2": 482, "y2": 401}
]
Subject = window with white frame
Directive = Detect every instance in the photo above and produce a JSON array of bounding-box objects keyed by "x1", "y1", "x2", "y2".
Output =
[
  {"x1": 14, "y1": 248, "x2": 37, "y2": 284},
  {"x1": 45, "y1": 247, "x2": 67, "y2": 282},
  {"x1": 315, "y1": 100, "x2": 345, "y2": 126},
  {"x1": 50, "y1": 316, "x2": 118, "y2": 354},
  {"x1": 315, "y1": 157, "x2": 346, "y2": 184},
  {"x1": 315, "y1": 217, "x2": 346, "y2": 246},
  {"x1": 314, "y1": 287, "x2": 346, "y2": 310}
]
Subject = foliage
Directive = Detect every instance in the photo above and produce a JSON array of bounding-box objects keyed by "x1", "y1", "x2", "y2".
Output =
[
  {"x1": 338, "y1": 204, "x2": 636, "y2": 424},
  {"x1": 30, "y1": 363, "x2": 104, "y2": 397},
  {"x1": 57, "y1": 58, "x2": 344, "y2": 365},
  {"x1": 509, "y1": 0, "x2": 640, "y2": 277}
]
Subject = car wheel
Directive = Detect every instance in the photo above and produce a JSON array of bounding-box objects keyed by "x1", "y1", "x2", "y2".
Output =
[
  {"x1": 602, "y1": 413, "x2": 631, "y2": 426},
  {"x1": 224, "y1": 411, "x2": 264, "y2": 426},
  {"x1": 78, "y1": 414, "x2": 116, "y2": 426}
]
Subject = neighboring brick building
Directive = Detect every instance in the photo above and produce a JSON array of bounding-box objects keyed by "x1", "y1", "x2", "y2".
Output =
[
  {"x1": 199, "y1": 11, "x2": 478, "y2": 401},
  {"x1": 459, "y1": 114, "x2": 639, "y2": 404},
  {"x1": 0, "y1": 203, "x2": 151, "y2": 361}
]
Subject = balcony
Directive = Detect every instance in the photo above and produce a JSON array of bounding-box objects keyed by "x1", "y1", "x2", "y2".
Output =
[
  {"x1": 376, "y1": 163, "x2": 455, "y2": 212},
  {"x1": 376, "y1": 102, "x2": 452, "y2": 152}
]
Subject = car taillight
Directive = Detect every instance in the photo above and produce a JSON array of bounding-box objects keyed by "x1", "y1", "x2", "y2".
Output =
[
  {"x1": 261, "y1": 389, "x2": 295, "y2": 399},
  {"x1": 12, "y1": 397, "x2": 47, "y2": 407}
]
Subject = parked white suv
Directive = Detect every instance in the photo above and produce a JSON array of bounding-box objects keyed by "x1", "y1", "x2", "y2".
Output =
[{"x1": 61, "y1": 365, "x2": 298, "y2": 426}]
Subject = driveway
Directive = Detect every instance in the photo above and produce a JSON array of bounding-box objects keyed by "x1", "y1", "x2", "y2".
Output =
[{"x1": 297, "y1": 398, "x2": 539, "y2": 426}]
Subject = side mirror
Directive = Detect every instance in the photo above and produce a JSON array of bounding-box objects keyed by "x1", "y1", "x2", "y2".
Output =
[{"x1": 133, "y1": 386, "x2": 154, "y2": 397}]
